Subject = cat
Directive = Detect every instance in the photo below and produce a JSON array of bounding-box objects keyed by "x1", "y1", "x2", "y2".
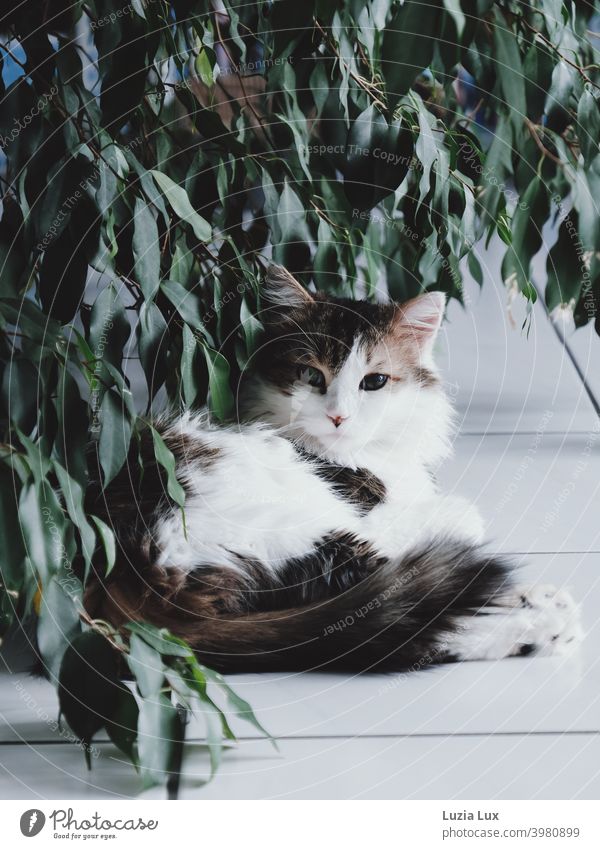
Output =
[{"x1": 85, "y1": 265, "x2": 583, "y2": 673}]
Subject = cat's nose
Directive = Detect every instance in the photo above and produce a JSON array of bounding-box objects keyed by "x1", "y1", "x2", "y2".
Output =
[{"x1": 327, "y1": 414, "x2": 347, "y2": 429}]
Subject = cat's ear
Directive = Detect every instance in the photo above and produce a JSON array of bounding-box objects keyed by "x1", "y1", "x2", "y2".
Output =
[
  {"x1": 396, "y1": 291, "x2": 446, "y2": 353},
  {"x1": 261, "y1": 265, "x2": 314, "y2": 318}
]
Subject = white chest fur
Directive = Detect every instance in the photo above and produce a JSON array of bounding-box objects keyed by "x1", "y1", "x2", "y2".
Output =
[
  {"x1": 156, "y1": 421, "x2": 361, "y2": 575},
  {"x1": 155, "y1": 414, "x2": 484, "y2": 577}
]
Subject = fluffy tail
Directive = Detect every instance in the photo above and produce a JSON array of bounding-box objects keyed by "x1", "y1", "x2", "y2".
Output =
[{"x1": 86, "y1": 539, "x2": 513, "y2": 673}]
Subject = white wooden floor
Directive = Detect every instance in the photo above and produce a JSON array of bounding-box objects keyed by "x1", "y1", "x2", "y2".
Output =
[{"x1": 1, "y1": 253, "x2": 599, "y2": 800}]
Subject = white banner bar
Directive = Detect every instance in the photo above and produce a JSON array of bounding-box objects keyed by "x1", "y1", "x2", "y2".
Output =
[{"x1": 1, "y1": 799, "x2": 598, "y2": 848}]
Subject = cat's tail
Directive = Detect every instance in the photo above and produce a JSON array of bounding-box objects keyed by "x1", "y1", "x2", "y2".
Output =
[{"x1": 86, "y1": 538, "x2": 512, "y2": 673}]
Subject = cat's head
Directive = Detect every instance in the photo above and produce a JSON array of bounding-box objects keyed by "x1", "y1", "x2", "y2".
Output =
[{"x1": 241, "y1": 266, "x2": 452, "y2": 464}]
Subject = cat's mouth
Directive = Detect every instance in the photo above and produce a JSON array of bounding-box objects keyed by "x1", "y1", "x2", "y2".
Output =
[{"x1": 306, "y1": 422, "x2": 358, "y2": 448}]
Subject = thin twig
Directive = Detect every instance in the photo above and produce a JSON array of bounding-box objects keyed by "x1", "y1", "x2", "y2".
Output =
[
  {"x1": 521, "y1": 19, "x2": 600, "y2": 93},
  {"x1": 213, "y1": 13, "x2": 272, "y2": 140},
  {"x1": 310, "y1": 199, "x2": 344, "y2": 231},
  {"x1": 313, "y1": 19, "x2": 387, "y2": 110},
  {"x1": 525, "y1": 118, "x2": 566, "y2": 167}
]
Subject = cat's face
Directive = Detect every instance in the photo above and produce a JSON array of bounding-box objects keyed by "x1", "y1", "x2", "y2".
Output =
[{"x1": 243, "y1": 266, "x2": 449, "y2": 461}]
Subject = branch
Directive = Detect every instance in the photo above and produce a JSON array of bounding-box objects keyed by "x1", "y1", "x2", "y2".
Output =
[
  {"x1": 521, "y1": 19, "x2": 600, "y2": 93},
  {"x1": 313, "y1": 19, "x2": 387, "y2": 111},
  {"x1": 213, "y1": 13, "x2": 272, "y2": 142},
  {"x1": 525, "y1": 118, "x2": 566, "y2": 168}
]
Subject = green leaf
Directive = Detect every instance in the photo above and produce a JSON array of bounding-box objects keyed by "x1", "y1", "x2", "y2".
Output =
[
  {"x1": 239, "y1": 297, "x2": 262, "y2": 358},
  {"x1": 54, "y1": 367, "x2": 88, "y2": 487},
  {"x1": 150, "y1": 425, "x2": 186, "y2": 508},
  {"x1": 467, "y1": 251, "x2": 484, "y2": 287},
  {"x1": 314, "y1": 220, "x2": 339, "y2": 292},
  {"x1": 443, "y1": 0, "x2": 465, "y2": 37},
  {"x1": 127, "y1": 622, "x2": 194, "y2": 657},
  {"x1": 181, "y1": 659, "x2": 235, "y2": 742},
  {"x1": 1, "y1": 358, "x2": 39, "y2": 434},
  {"x1": 272, "y1": 181, "x2": 311, "y2": 272},
  {"x1": 127, "y1": 633, "x2": 165, "y2": 698},
  {"x1": 221, "y1": 0, "x2": 247, "y2": 61},
  {"x1": 105, "y1": 685, "x2": 139, "y2": 767},
  {"x1": 260, "y1": 166, "x2": 282, "y2": 241},
  {"x1": 53, "y1": 461, "x2": 96, "y2": 572},
  {"x1": 132, "y1": 198, "x2": 161, "y2": 301},
  {"x1": 545, "y1": 209, "x2": 586, "y2": 311},
  {"x1": 200, "y1": 664, "x2": 275, "y2": 746},
  {"x1": 58, "y1": 631, "x2": 123, "y2": 767},
  {"x1": 19, "y1": 480, "x2": 66, "y2": 586},
  {"x1": 497, "y1": 210, "x2": 512, "y2": 245},
  {"x1": 151, "y1": 171, "x2": 212, "y2": 242},
  {"x1": 493, "y1": 9, "x2": 527, "y2": 125},
  {"x1": 95, "y1": 158, "x2": 119, "y2": 213},
  {"x1": 137, "y1": 692, "x2": 184, "y2": 787},
  {"x1": 195, "y1": 47, "x2": 216, "y2": 86},
  {"x1": 160, "y1": 279, "x2": 211, "y2": 341},
  {"x1": 343, "y1": 104, "x2": 413, "y2": 209},
  {"x1": 501, "y1": 176, "x2": 549, "y2": 291},
  {"x1": 91, "y1": 515, "x2": 117, "y2": 576},
  {"x1": 0, "y1": 585, "x2": 15, "y2": 637},
  {"x1": 180, "y1": 324, "x2": 201, "y2": 407},
  {"x1": 172, "y1": 657, "x2": 238, "y2": 770},
  {"x1": 98, "y1": 389, "x2": 133, "y2": 486},
  {"x1": 545, "y1": 61, "x2": 576, "y2": 134},
  {"x1": 104, "y1": 363, "x2": 136, "y2": 419},
  {"x1": 37, "y1": 575, "x2": 82, "y2": 682},
  {"x1": 415, "y1": 98, "x2": 439, "y2": 208},
  {"x1": 0, "y1": 464, "x2": 25, "y2": 589},
  {"x1": 277, "y1": 181, "x2": 309, "y2": 244},
  {"x1": 124, "y1": 150, "x2": 169, "y2": 224},
  {"x1": 137, "y1": 301, "x2": 169, "y2": 398},
  {"x1": 577, "y1": 88, "x2": 600, "y2": 167},
  {"x1": 201, "y1": 346, "x2": 234, "y2": 421},
  {"x1": 169, "y1": 241, "x2": 193, "y2": 286},
  {"x1": 523, "y1": 42, "x2": 554, "y2": 120},
  {"x1": 382, "y1": 1, "x2": 441, "y2": 107},
  {"x1": 16, "y1": 427, "x2": 51, "y2": 482},
  {"x1": 72, "y1": 329, "x2": 96, "y2": 385},
  {"x1": 478, "y1": 113, "x2": 513, "y2": 229},
  {"x1": 89, "y1": 284, "x2": 131, "y2": 375},
  {"x1": 0, "y1": 299, "x2": 61, "y2": 349},
  {"x1": 197, "y1": 697, "x2": 227, "y2": 777}
]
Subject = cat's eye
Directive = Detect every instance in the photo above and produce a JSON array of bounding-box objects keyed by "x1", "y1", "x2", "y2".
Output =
[
  {"x1": 360, "y1": 373, "x2": 388, "y2": 391},
  {"x1": 299, "y1": 366, "x2": 326, "y2": 389}
]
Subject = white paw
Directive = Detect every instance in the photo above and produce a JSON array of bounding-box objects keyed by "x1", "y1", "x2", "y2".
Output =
[
  {"x1": 508, "y1": 584, "x2": 584, "y2": 657},
  {"x1": 448, "y1": 584, "x2": 583, "y2": 662}
]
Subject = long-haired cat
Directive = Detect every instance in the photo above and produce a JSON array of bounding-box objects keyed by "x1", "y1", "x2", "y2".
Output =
[{"x1": 85, "y1": 266, "x2": 582, "y2": 672}]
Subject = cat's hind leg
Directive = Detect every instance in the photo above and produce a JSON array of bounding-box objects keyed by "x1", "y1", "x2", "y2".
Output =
[{"x1": 447, "y1": 584, "x2": 583, "y2": 661}]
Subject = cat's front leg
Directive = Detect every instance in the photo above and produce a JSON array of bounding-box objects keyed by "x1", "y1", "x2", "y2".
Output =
[
  {"x1": 363, "y1": 494, "x2": 485, "y2": 559},
  {"x1": 446, "y1": 584, "x2": 583, "y2": 661},
  {"x1": 425, "y1": 494, "x2": 486, "y2": 545}
]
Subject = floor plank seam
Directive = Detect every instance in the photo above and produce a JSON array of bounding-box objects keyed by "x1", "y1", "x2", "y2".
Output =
[{"x1": 3, "y1": 731, "x2": 599, "y2": 747}]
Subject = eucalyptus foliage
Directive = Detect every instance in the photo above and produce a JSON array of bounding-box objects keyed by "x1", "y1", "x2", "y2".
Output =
[{"x1": 0, "y1": 0, "x2": 598, "y2": 790}]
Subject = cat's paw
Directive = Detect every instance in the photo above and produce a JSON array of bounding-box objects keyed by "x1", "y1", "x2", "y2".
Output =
[
  {"x1": 448, "y1": 584, "x2": 583, "y2": 661},
  {"x1": 508, "y1": 584, "x2": 584, "y2": 657}
]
